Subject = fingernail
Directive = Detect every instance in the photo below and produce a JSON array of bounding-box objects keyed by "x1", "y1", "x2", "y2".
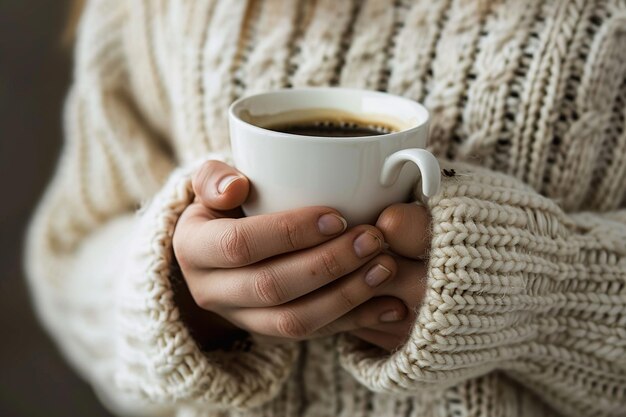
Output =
[
  {"x1": 353, "y1": 232, "x2": 382, "y2": 258},
  {"x1": 364, "y1": 264, "x2": 391, "y2": 287},
  {"x1": 379, "y1": 309, "x2": 404, "y2": 323},
  {"x1": 217, "y1": 175, "x2": 241, "y2": 194},
  {"x1": 318, "y1": 213, "x2": 347, "y2": 235}
]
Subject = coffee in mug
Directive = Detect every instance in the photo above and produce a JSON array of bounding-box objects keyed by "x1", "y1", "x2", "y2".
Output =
[{"x1": 260, "y1": 109, "x2": 398, "y2": 137}]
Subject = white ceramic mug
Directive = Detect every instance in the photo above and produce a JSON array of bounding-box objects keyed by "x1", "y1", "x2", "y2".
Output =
[{"x1": 228, "y1": 87, "x2": 440, "y2": 226}]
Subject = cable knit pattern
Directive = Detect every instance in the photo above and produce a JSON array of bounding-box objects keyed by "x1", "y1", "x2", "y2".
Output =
[
  {"x1": 25, "y1": 1, "x2": 626, "y2": 417},
  {"x1": 337, "y1": 161, "x2": 626, "y2": 417}
]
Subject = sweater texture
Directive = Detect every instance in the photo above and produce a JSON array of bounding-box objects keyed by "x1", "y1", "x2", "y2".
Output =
[{"x1": 25, "y1": 1, "x2": 626, "y2": 416}]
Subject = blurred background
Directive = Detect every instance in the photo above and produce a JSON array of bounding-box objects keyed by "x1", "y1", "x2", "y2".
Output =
[{"x1": 0, "y1": 1, "x2": 112, "y2": 415}]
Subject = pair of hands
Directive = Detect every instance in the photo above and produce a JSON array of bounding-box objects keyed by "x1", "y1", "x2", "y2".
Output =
[{"x1": 173, "y1": 160, "x2": 430, "y2": 352}]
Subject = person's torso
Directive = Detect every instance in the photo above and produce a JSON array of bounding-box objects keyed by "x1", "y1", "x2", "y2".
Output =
[
  {"x1": 112, "y1": 1, "x2": 625, "y2": 415},
  {"x1": 122, "y1": 0, "x2": 625, "y2": 214}
]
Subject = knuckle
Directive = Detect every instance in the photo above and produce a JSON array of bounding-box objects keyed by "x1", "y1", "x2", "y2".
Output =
[
  {"x1": 192, "y1": 291, "x2": 212, "y2": 311},
  {"x1": 173, "y1": 216, "x2": 204, "y2": 271},
  {"x1": 338, "y1": 284, "x2": 358, "y2": 310},
  {"x1": 218, "y1": 224, "x2": 252, "y2": 265},
  {"x1": 172, "y1": 228, "x2": 191, "y2": 269},
  {"x1": 188, "y1": 281, "x2": 217, "y2": 311},
  {"x1": 317, "y1": 250, "x2": 345, "y2": 278},
  {"x1": 275, "y1": 309, "x2": 309, "y2": 339},
  {"x1": 252, "y1": 267, "x2": 286, "y2": 306},
  {"x1": 276, "y1": 217, "x2": 301, "y2": 251}
]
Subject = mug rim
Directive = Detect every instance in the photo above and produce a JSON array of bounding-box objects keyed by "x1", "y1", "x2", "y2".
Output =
[{"x1": 228, "y1": 87, "x2": 430, "y2": 143}]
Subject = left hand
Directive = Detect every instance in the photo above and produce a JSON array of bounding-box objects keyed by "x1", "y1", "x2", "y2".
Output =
[{"x1": 347, "y1": 202, "x2": 431, "y2": 352}]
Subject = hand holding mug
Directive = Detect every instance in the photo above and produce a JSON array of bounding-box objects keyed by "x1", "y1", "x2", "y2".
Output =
[
  {"x1": 174, "y1": 88, "x2": 439, "y2": 350},
  {"x1": 172, "y1": 160, "x2": 411, "y2": 348},
  {"x1": 348, "y1": 202, "x2": 432, "y2": 351}
]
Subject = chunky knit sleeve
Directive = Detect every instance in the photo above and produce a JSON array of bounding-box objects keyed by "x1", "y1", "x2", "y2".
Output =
[
  {"x1": 24, "y1": 2, "x2": 297, "y2": 415},
  {"x1": 337, "y1": 161, "x2": 626, "y2": 417}
]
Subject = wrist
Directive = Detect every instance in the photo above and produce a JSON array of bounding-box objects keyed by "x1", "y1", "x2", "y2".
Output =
[{"x1": 171, "y1": 266, "x2": 249, "y2": 351}]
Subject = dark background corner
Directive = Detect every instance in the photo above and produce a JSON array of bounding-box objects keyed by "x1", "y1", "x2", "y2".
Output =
[{"x1": 0, "y1": 1, "x2": 113, "y2": 415}]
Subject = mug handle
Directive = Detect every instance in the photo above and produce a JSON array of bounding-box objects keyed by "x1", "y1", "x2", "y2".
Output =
[{"x1": 380, "y1": 148, "x2": 441, "y2": 198}]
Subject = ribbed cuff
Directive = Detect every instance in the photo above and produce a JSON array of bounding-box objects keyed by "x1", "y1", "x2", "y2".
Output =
[
  {"x1": 337, "y1": 161, "x2": 567, "y2": 393},
  {"x1": 113, "y1": 153, "x2": 299, "y2": 409}
]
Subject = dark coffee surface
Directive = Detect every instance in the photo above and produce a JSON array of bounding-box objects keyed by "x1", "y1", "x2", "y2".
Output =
[{"x1": 269, "y1": 121, "x2": 393, "y2": 137}]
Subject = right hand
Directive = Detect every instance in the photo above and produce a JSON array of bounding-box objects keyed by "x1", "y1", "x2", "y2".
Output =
[{"x1": 173, "y1": 160, "x2": 408, "y2": 345}]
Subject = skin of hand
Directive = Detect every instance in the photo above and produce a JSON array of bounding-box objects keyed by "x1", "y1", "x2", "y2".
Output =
[
  {"x1": 172, "y1": 160, "x2": 417, "y2": 350},
  {"x1": 347, "y1": 203, "x2": 431, "y2": 352}
]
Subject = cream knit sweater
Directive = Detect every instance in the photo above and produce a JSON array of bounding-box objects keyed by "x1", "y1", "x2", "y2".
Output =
[{"x1": 25, "y1": 1, "x2": 626, "y2": 416}]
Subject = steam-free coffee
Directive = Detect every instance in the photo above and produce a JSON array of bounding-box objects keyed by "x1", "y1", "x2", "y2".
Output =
[
  {"x1": 266, "y1": 119, "x2": 395, "y2": 137},
  {"x1": 245, "y1": 108, "x2": 401, "y2": 138}
]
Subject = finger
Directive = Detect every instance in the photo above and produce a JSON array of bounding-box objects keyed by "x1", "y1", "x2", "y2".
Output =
[
  {"x1": 227, "y1": 254, "x2": 398, "y2": 339},
  {"x1": 312, "y1": 296, "x2": 408, "y2": 337},
  {"x1": 179, "y1": 200, "x2": 244, "y2": 226},
  {"x1": 192, "y1": 159, "x2": 250, "y2": 211},
  {"x1": 349, "y1": 328, "x2": 408, "y2": 352},
  {"x1": 183, "y1": 206, "x2": 349, "y2": 269},
  {"x1": 376, "y1": 203, "x2": 431, "y2": 260},
  {"x1": 198, "y1": 225, "x2": 384, "y2": 308},
  {"x1": 374, "y1": 255, "x2": 427, "y2": 309},
  {"x1": 245, "y1": 297, "x2": 408, "y2": 345},
  {"x1": 363, "y1": 312, "x2": 416, "y2": 336}
]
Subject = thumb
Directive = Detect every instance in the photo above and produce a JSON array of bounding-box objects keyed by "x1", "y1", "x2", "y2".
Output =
[
  {"x1": 376, "y1": 203, "x2": 431, "y2": 260},
  {"x1": 192, "y1": 160, "x2": 250, "y2": 211}
]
